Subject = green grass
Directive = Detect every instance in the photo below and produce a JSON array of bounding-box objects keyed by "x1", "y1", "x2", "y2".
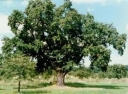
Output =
[
  {"x1": 0, "y1": 78, "x2": 128, "y2": 94},
  {"x1": 65, "y1": 82, "x2": 126, "y2": 89},
  {"x1": 0, "y1": 90, "x2": 50, "y2": 94},
  {"x1": 20, "y1": 90, "x2": 50, "y2": 94},
  {"x1": 20, "y1": 82, "x2": 51, "y2": 89}
]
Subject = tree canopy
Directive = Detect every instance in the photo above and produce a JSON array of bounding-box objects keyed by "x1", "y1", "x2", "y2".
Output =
[{"x1": 2, "y1": 0, "x2": 127, "y2": 86}]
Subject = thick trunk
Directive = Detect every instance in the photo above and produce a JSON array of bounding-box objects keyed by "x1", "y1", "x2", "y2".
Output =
[
  {"x1": 18, "y1": 80, "x2": 21, "y2": 92},
  {"x1": 57, "y1": 71, "x2": 65, "y2": 86}
]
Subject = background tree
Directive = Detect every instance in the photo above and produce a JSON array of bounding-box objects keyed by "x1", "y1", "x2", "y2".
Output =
[
  {"x1": 2, "y1": 0, "x2": 127, "y2": 86},
  {"x1": 125, "y1": 65, "x2": 128, "y2": 71},
  {"x1": 69, "y1": 66, "x2": 92, "y2": 79},
  {"x1": 107, "y1": 64, "x2": 127, "y2": 79},
  {"x1": 1, "y1": 54, "x2": 36, "y2": 92}
]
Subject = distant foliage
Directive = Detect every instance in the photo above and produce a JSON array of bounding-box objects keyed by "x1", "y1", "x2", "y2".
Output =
[
  {"x1": 41, "y1": 69, "x2": 53, "y2": 79},
  {"x1": 69, "y1": 64, "x2": 127, "y2": 79},
  {"x1": 125, "y1": 65, "x2": 128, "y2": 71},
  {"x1": 107, "y1": 64, "x2": 127, "y2": 79},
  {"x1": 69, "y1": 66, "x2": 92, "y2": 79}
]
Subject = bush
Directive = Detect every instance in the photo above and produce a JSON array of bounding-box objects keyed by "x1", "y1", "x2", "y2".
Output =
[
  {"x1": 98, "y1": 71, "x2": 106, "y2": 78},
  {"x1": 107, "y1": 64, "x2": 127, "y2": 79},
  {"x1": 69, "y1": 67, "x2": 92, "y2": 79}
]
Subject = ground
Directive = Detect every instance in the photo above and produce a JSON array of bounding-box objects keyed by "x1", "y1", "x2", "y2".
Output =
[{"x1": 0, "y1": 76, "x2": 128, "y2": 94}]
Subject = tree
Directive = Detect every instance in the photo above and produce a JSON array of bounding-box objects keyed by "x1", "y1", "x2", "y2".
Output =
[
  {"x1": 1, "y1": 54, "x2": 36, "y2": 92},
  {"x1": 2, "y1": 0, "x2": 127, "y2": 86},
  {"x1": 72, "y1": 66, "x2": 92, "y2": 79},
  {"x1": 107, "y1": 64, "x2": 127, "y2": 79},
  {"x1": 125, "y1": 65, "x2": 128, "y2": 71}
]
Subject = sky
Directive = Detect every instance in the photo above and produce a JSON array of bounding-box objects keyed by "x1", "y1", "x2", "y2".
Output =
[{"x1": 0, "y1": 0, "x2": 128, "y2": 66}]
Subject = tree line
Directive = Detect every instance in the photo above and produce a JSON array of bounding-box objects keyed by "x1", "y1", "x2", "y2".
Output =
[{"x1": 69, "y1": 65, "x2": 128, "y2": 79}]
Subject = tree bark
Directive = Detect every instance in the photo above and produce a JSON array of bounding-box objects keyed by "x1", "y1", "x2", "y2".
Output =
[
  {"x1": 18, "y1": 80, "x2": 21, "y2": 92},
  {"x1": 57, "y1": 71, "x2": 65, "y2": 86}
]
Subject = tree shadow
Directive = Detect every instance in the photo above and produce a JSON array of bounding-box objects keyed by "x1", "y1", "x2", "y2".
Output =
[
  {"x1": 20, "y1": 90, "x2": 50, "y2": 94},
  {"x1": 65, "y1": 82, "x2": 127, "y2": 89},
  {"x1": 21, "y1": 82, "x2": 52, "y2": 89}
]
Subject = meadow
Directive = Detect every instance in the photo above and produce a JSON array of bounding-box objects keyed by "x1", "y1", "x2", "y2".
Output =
[{"x1": 0, "y1": 76, "x2": 128, "y2": 94}]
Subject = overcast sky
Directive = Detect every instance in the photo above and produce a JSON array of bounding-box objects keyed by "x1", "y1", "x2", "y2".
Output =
[{"x1": 0, "y1": 0, "x2": 128, "y2": 66}]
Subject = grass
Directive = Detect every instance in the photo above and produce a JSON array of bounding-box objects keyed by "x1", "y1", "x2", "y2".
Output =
[
  {"x1": 0, "y1": 90, "x2": 50, "y2": 94},
  {"x1": 21, "y1": 82, "x2": 51, "y2": 89},
  {"x1": 0, "y1": 77, "x2": 128, "y2": 94},
  {"x1": 65, "y1": 82, "x2": 127, "y2": 89},
  {"x1": 20, "y1": 90, "x2": 50, "y2": 94}
]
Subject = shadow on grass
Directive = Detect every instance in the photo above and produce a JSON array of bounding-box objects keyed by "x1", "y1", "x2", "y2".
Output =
[
  {"x1": 20, "y1": 90, "x2": 50, "y2": 94},
  {"x1": 22, "y1": 82, "x2": 52, "y2": 89},
  {"x1": 65, "y1": 82, "x2": 127, "y2": 89},
  {"x1": 10, "y1": 82, "x2": 52, "y2": 90},
  {"x1": 0, "y1": 88, "x2": 4, "y2": 90}
]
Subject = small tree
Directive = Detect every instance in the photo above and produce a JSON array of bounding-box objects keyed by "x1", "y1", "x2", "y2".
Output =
[{"x1": 1, "y1": 54, "x2": 36, "y2": 92}]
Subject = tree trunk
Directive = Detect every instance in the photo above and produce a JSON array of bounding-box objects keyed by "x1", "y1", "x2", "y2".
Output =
[
  {"x1": 57, "y1": 71, "x2": 65, "y2": 86},
  {"x1": 18, "y1": 80, "x2": 21, "y2": 92}
]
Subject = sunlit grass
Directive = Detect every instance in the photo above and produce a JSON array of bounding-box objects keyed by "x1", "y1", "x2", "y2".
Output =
[{"x1": 0, "y1": 77, "x2": 128, "y2": 94}]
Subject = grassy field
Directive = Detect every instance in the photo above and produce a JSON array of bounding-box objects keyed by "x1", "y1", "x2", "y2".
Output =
[{"x1": 0, "y1": 77, "x2": 128, "y2": 94}]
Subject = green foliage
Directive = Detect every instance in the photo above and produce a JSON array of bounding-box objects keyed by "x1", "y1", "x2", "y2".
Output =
[
  {"x1": 70, "y1": 64, "x2": 127, "y2": 79},
  {"x1": 0, "y1": 53, "x2": 37, "y2": 92},
  {"x1": 125, "y1": 65, "x2": 128, "y2": 71},
  {"x1": 69, "y1": 67, "x2": 92, "y2": 79},
  {"x1": 74, "y1": 69, "x2": 85, "y2": 79},
  {"x1": 107, "y1": 64, "x2": 127, "y2": 79},
  {"x1": 41, "y1": 69, "x2": 53, "y2": 79},
  {"x1": 97, "y1": 71, "x2": 107, "y2": 78},
  {"x1": 1, "y1": 54, "x2": 36, "y2": 80}
]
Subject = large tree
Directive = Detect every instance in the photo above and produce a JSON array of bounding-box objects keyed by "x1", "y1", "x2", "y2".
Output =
[{"x1": 2, "y1": 0, "x2": 127, "y2": 86}]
